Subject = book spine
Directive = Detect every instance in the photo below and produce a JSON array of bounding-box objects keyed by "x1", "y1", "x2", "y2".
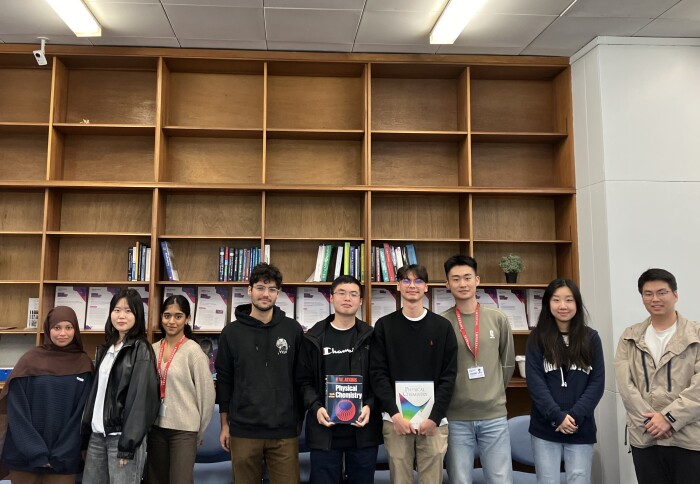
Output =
[
  {"x1": 320, "y1": 244, "x2": 332, "y2": 282},
  {"x1": 374, "y1": 247, "x2": 380, "y2": 282},
  {"x1": 383, "y1": 243, "x2": 396, "y2": 282},
  {"x1": 230, "y1": 248, "x2": 235, "y2": 282},
  {"x1": 406, "y1": 243, "x2": 418, "y2": 265},
  {"x1": 135, "y1": 242, "x2": 141, "y2": 281},
  {"x1": 219, "y1": 246, "x2": 226, "y2": 282},
  {"x1": 127, "y1": 247, "x2": 133, "y2": 282},
  {"x1": 378, "y1": 246, "x2": 389, "y2": 282},
  {"x1": 343, "y1": 241, "x2": 351, "y2": 275},
  {"x1": 313, "y1": 244, "x2": 325, "y2": 282},
  {"x1": 264, "y1": 244, "x2": 270, "y2": 264},
  {"x1": 349, "y1": 245, "x2": 356, "y2": 278},
  {"x1": 160, "y1": 241, "x2": 173, "y2": 281},
  {"x1": 334, "y1": 245, "x2": 343, "y2": 279},
  {"x1": 145, "y1": 247, "x2": 151, "y2": 282},
  {"x1": 140, "y1": 243, "x2": 147, "y2": 281},
  {"x1": 360, "y1": 243, "x2": 365, "y2": 284}
]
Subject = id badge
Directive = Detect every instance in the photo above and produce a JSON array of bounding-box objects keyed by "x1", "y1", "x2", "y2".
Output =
[
  {"x1": 159, "y1": 402, "x2": 167, "y2": 417},
  {"x1": 468, "y1": 366, "x2": 485, "y2": 380}
]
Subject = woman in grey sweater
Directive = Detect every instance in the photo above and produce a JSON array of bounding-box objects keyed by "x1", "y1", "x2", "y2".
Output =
[{"x1": 146, "y1": 295, "x2": 215, "y2": 484}]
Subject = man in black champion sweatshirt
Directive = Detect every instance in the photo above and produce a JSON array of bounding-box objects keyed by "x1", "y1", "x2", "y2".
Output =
[{"x1": 370, "y1": 264, "x2": 458, "y2": 484}]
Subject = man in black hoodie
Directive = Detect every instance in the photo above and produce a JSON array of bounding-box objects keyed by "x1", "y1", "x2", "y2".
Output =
[
  {"x1": 296, "y1": 275, "x2": 383, "y2": 483},
  {"x1": 215, "y1": 263, "x2": 304, "y2": 484}
]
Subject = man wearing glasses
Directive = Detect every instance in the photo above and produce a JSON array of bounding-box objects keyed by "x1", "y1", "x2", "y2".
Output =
[
  {"x1": 615, "y1": 268, "x2": 700, "y2": 484},
  {"x1": 370, "y1": 264, "x2": 458, "y2": 484},
  {"x1": 215, "y1": 262, "x2": 304, "y2": 484},
  {"x1": 296, "y1": 275, "x2": 383, "y2": 483}
]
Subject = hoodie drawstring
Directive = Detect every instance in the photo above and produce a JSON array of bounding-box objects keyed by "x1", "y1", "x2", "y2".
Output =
[{"x1": 560, "y1": 367, "x2": 567, "y2": 387}]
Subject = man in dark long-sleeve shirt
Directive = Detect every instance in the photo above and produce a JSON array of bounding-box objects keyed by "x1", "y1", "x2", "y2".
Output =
[{"x1": 370, "y1": 264, "x2": 457, "y2": 484}]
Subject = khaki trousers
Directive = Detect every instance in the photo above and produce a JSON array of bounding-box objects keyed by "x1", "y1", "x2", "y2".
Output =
[
  {"x1": 382, "y1": 421, "x2": 448, "y2": 484},
  {"x1": 230, "y1": 436, "x2": 299, "y2": 484}
]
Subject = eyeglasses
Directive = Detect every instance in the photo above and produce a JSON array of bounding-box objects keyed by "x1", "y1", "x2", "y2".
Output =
[
  {"x1": 252, "y1": 285, "x2": 279, "y2": 295},
  {"x1": 333, "y1": 290, "x2": 361, "y2": 299},
  {"x1": 642, "y1": 289, "x2": 673, "y2": 300},
  {"x1": 162, "y1": 312, "x2": 186, "y2": 322},
  {"x1": 400, "y1": 278, "x2": 426, "y2": 287}
]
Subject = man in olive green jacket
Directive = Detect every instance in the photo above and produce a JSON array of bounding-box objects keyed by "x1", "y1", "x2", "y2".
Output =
[{"x1": 614, "y1": 268, "x2": 700, "y2": 484}]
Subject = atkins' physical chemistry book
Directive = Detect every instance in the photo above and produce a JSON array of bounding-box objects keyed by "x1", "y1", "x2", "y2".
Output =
[
  {"x1": 325, "y1": 375, "x2": 363, "y2": 424},
  {"x1": 395, "y1": 381, "x2": 435, "y2": 429}
]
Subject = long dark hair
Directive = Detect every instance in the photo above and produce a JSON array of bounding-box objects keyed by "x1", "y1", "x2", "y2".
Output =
[
  {"x1": 529, "y1": 279, "x2": 592, "y2": 369},
  {"x1": 104, "y1": 288, "x2": 148, "y2": 347},
  {"x1": 159, "y1": 295, "x2": 193, "y2": 339}
]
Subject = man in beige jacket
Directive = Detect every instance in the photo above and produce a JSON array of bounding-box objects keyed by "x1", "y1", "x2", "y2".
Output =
[{"x1": 614, "y1": 268, "x2": 700, "y2": 484}]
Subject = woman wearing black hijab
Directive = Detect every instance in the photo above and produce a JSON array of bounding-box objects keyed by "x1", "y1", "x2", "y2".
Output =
[{"x1": 0, "y1": 306, "x2": 94, "y2": 483}]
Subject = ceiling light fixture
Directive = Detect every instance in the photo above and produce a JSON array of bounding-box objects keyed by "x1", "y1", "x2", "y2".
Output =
[
  {"x1": 45, "y1": 0, "x2": 102, "y2": 37},
  {"x1": 430, "y1": 0, "x2": 488, "y2": 44}
]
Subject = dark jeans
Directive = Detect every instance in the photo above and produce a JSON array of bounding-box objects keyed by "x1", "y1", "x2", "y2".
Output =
[
  {"x1": 145, "y1": 426, "x2": 198, "y2": 484},
  {"x1": 631, "y1": 445, "x2": 700, "y2": 484},
  {"x1": 309, "y1": 445, "x2": 378, "y2": 484}
]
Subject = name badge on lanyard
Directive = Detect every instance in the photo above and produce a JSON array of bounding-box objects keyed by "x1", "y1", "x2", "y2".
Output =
[
  {"x1": 455, "y1": 305, "x2": 485, "y2": 380},
  {"x1": 158, "y1": 335, "x2": 187, "y2": 416}
]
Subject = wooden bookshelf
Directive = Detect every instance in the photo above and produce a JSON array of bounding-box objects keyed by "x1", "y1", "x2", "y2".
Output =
[{"x1": 0, "y1": 45, "x2": 577, "y2": 417}]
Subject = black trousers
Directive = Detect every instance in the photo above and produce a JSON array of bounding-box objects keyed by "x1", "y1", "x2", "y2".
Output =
[
  {"x1": 631, "y1": 445, "x2": 700, "y2": 484},
  {"x1": 145, "y1": 425, "x2": 198, "y2": 484}
]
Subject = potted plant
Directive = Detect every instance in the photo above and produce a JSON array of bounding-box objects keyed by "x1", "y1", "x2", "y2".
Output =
[{"x1": 499, "y1": 254, "x2": 524, "y2": 283}]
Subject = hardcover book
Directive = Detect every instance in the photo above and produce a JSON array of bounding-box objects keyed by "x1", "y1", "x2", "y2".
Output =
[
  {"x1": 395, "y1": 381, "x2": 434, "y2": 429},
  {"x1": 326, "y1": 375, "x2": 363, "y2": 424}
]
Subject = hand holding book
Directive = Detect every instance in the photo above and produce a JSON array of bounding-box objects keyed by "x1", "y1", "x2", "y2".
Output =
[
  {"x1": 317, "y1": 407, "x2": 334, "y2": 427},
  {"x1": 351, "y1": 405, "x2": 371, "y2": 428}
]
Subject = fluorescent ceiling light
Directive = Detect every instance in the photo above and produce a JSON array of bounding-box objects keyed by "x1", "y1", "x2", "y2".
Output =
[
  {"x1": 46, "y1": 0, "x2": 102, "y2": 37},
  {"x1": 430, "y1": 0, "x2": 487, "y2": 45}
]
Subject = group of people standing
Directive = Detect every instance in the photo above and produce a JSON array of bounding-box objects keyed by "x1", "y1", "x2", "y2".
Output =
[
  {"x1": 0, "y1": 288, "x2": 215, "y2": 484},
  {"x1": 0, "y1": 259, "x2": 697, "y2": 484}
]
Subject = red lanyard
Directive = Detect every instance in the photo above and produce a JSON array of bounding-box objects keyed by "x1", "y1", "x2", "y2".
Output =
[
  {"x1": 158, "y1": 335, "x2": 186, "y2": 400},
  {"x1": 455, "y1": 304, "x2": 479, "y2": 363}
]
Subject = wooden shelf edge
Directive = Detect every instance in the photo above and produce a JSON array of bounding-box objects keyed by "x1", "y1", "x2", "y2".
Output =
[
  {"x1": 43, "y1": 281, "x2": 150, "y2": 285},
  {"x1": 46, "y1": 231, "x2": 151, "y2": 237}
]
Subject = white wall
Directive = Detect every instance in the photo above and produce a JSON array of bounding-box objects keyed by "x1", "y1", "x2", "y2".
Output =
[{"x1": 572, "y1": 38, "x2": 700, "y2": 484}]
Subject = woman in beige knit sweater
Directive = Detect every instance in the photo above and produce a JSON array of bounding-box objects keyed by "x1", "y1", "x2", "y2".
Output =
[{"x1": 146, "y1": 295, "x2": 216, "y2": 484}]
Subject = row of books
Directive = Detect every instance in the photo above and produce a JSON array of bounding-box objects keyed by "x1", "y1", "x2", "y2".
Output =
[
  {"x1": 310, "y1": 243, "x2": 365, "y2": 282},
  {"x1": 371, "y1": 243, "x2": 418, "y2": 282},
  {"x1": 128, "y1": 242, "x2": 151, "y2": 282},
  {"x1": 218, "y1": 245, "x2": 270, "y2": 282},
  {"x1": 54, "y1": 286, "x2": 150, "y2": 331}
]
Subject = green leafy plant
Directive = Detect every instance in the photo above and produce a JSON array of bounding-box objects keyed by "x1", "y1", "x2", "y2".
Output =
[{"x1": 499, "y1": 254, "x2": 524, "y2": 274}]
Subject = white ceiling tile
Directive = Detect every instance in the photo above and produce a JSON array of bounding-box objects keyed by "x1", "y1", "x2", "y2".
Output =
[
  {"x1": 86, "y1": 2, "x2": 175, "y2": 37},
  {"x1": 0, "y1": 0, "x2": 74, "y2": 36},
  {"x1": 265, "y1": 0, "x2": 365, "y2": 9},
  {"x1": 164, "y1": 6, "x2": 265, "y2": 40},
  {"x1": 481, "y1": 0, "x2": 575, "y2": 16},
  {"x1": 264, "y1": 8, "x2": 362, "y2": 43},
  {"x1": 364, "y1": 0, "x2": 444, "y2": 13},
  {"x1": 660, "y1": 0, "x2": 700, "y2": 20},
  {"x1": 635, "y1": 18, "x2": 700, "y2": 37},
  {"x1": 565, "y1": 0, "x2": 679, "y2": 18},
  {"x1": 267, "y1": 41, "x2": 353, "y2": 52},
  {"x1": 352, "y1": 43, "x2": 439, "y2": 54},
  {"x1": 436, "y1": 44, "x2": 524, "y2": 55},
  {"x1": 356, "y1": 10, "x2": 440, "y2": 44},
  {"x1": 0, "y1": 34, "x2": 92, "y2": 45},
  {"x1": 89, "y1": 36, "x2": 181, "y2": 47},
  {"x1": 522, "y1": 16, "x2": 653, "y2": 55},
  {"x1": 178, "y1": 38, "x2": 267, "y2": 49},
  {"x1": 161, "y1": 0, "x2": 261, "y2": 5},
  {"x1": 452, "y1": 13, "x2": 557, "y2": 47}
]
